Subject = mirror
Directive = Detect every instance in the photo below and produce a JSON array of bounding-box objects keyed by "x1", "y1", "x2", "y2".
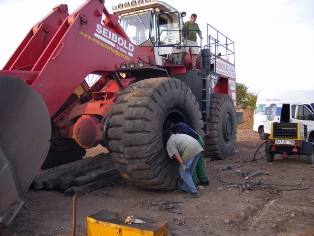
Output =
[{"x1": 181, "y1": 12, "x2": 186, "y2": 17}]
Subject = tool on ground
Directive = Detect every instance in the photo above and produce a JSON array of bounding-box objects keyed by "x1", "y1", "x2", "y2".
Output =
[{"x1": 72, "y1": 194, "x2": 77, "y2": 236}]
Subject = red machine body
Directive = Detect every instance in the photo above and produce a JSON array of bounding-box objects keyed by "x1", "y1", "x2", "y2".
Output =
[
  {"x1": 0, "y1": 0, "x2": 236, "y2": 149},
  {"x1": 1, "y1": 1, "x2": 152, "y2": 147},
  {"x1": 0, "y1": 0, "x2": 238, "y2": 226}
]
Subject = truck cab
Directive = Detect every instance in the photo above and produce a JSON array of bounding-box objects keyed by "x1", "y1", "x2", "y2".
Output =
[{"x1": 291, "y1": 104, "x2": 314, "y2": 141}]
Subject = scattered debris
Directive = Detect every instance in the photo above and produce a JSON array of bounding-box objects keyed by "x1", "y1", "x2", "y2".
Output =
[
  {"x1": 138, "y1": 200, "x2": 183, "y2": 214},
  {"x1": 198, "y1": 185, "x2": 205, "y2": 190},
  {"x1": 247, "y1": 200, "x2": 276, "y2": 229},
  {"x1": 235, "y1": 169, "x2": 245, "y2": 177},
  {"x1": 151, "y1": 201, "x2": 182, "y2": 214},
  {"x1": 244, "y1": 170, "x2": 265, "y2": 180},
  {"x1": 222, "y1": 165, "x2": 233, "y2": 171},
  {"x1": 124, "y1": 216, "x2": 145, "y2": 224},
  {"x1": 223, "y1": 219, "x2": 231, "y2": 224},
  {"x1": 173, "y1": 217, "x2": 185, "y2": 226}
]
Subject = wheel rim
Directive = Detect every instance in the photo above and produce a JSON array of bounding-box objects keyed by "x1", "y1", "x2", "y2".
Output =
[{"x1": 223, "y1": 112, "x2": 234, "y2": 142}]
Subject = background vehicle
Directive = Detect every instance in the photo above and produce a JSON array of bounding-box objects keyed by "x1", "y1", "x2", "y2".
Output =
[
  {"x1": 253, "y1": 90, "x2": 314, "y2": 139},
  {"x1": 0, "y1": 0, "x2": 239, "y2": 226}
]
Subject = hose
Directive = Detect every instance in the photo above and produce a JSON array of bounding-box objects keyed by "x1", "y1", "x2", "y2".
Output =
[{"x1": 252, "y1": 141, "x2": 267, "y2": 161}]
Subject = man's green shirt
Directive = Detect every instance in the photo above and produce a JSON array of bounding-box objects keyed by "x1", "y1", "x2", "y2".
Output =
[{"x1": 183, "y1": 21, "x2": 200, "y2": 42}]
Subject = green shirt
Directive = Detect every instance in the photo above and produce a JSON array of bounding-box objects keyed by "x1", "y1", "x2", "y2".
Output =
[
  {"x1": 183, "y1": 21, "x2": 201, "y2": 42},
  {"x1": 167, "y1": 134, "x2": 204, "y2": 163}
]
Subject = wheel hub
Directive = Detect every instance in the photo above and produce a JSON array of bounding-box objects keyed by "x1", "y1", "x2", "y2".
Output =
[{"x1": 223, "y1": 113, "x2": 234, "y2": 141}]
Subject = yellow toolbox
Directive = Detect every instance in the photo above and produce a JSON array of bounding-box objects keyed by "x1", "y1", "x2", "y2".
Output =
[{"x1": 87, "y1": 210, "x2": 168, "y2": 236}]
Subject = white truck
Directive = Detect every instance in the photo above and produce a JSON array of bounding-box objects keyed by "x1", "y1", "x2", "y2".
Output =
[{"x1": 253, "y1": 90, "x2": 314, "y2": 140}]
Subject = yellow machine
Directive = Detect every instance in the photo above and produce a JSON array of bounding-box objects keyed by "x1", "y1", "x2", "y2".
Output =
[
  {"x1": 266, "y1": 122, "x2": 313, "y2": 162},
  {"x1": 87, "y1": 210, "x2": 168, "y2": 236}
]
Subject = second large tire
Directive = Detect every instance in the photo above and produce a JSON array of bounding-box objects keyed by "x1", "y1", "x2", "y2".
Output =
[
  {"x1": 108, "y1": 77, "x2": 203, "y2": 190},
  {"x1": 205, "y1": 94, "x2": 236, "y2": 160}
]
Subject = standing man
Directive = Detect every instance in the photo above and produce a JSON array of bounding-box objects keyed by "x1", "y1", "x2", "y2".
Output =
[
  {"x1": 183, "y1": 13, "x2": 203, "y2": 68},
  {"x1": 166, "y1": 132, "x2": 204, "y2": 198}
]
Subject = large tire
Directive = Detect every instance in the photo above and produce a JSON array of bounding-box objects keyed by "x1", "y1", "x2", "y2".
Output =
[
  {"x1": 266, "y1": 152, "x2": 274, "y2": 162},
  {"x1": 108, "y1": 77, "x2": 203, "y2": 190},
  {"x1": 205, "y1": 94, "x2": 236, "y2": 160},
  {"x1": 41, "y1": 129, "x2": 86, "y2": 170}
]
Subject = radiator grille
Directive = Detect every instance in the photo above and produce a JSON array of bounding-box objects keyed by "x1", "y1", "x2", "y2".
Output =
[{"x1": 273, "y1": 123, "x2": 298, "y2": 139}]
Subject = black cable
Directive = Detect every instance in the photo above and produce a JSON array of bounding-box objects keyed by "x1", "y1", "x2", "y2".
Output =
[{"x1": 252, "y1": 141, "x2": 267, "y2": 161}]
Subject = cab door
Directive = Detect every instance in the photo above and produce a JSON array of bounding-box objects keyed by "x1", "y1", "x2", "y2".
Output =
[
  {"x1": 156, "y1": 11, "x2": 183, "y2": 62},
  {"x1": 292, "y1": 104, "x2": 314, "y2": 133}
]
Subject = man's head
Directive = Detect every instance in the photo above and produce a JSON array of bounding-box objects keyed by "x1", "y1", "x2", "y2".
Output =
[{"x1": 190, "y1": 13, "x2": 197, "y2": 23}]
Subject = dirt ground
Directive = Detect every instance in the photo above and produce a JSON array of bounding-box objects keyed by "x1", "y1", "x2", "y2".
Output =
[{"x1": 3, "y1": 129, "x2": 314, "y2": 236}]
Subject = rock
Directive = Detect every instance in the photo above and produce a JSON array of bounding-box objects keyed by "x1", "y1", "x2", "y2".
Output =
[
  {"x1": 290, "y1": 212, "x2": 296, "y2": 217},
  {"x1": 222, "y1": 165, "x2": 233, "y2": 171},
  {"x1": 223, "y1": 219, "x2": 231, "y2": 224},
  {"x1": 198, "y1": 185, "x2": 204, "y2": 190},
  {"x1": 235, "y1": 169, "x2": 243, "y2": 176},
  {"x1": 244, "y1": 170, "x2": 264, "y2": 180},
  {"x1": 272, "y1": 223, "x2": 278, "y2": 228},
  {"x1": 218, "y1": 187, "x2": 224, "y2": 191},
  {"x1": 173, "y1": 217, "x2": 185, "y2": 226}
]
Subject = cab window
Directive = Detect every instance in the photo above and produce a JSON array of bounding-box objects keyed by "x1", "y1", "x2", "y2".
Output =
[
  {"x1": 255, "y1": 104, "x2": 265, "y2": 114},
  {"x1": 296, "y1": 105, "x2": 312, "y2": 120},
  {"x1": 265, "y1": 104, "x2": 277, "y2": 116},
  {"x1": 157, "y1": 12, "x2": 181, "y2": 45},
  {"x1": 120, "y1": 11, "x2": 153, "y2": 45}
]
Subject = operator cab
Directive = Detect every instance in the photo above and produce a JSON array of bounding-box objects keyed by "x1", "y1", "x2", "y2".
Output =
[
  {"x1": 112, "y1": 0, "x2": 236, "y2": 82},
  {"x1": 113, "y1": 0, "x2": 185, "y2": 66}
]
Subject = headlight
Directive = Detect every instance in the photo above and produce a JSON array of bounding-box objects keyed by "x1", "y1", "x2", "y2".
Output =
[
  {"x1": 137, "y1": 60, "x2": 144, "y2": 67},
  {"x1": 128, "y1": 63, "x2": 135, "y2": 68}
]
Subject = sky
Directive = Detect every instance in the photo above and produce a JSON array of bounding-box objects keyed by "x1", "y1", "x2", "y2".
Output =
[{"x1": 0, "y1": 0, "x2": 313, "y2": 93}]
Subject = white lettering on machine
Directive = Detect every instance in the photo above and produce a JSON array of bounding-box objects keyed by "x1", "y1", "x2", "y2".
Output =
[{"x1": 95, "y1": 24, "x2": 134, "y2": 57}]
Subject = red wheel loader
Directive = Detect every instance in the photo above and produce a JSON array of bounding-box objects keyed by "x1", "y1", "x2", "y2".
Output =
[{"x1": 0, "y1": 0, "x2": 240, "y2": 226}]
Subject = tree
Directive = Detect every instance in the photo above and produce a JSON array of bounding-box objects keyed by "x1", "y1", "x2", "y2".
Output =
[
  {"x1": 236, "y1": 82, "x2": 257, "y2": 108},
  {"x1": 236, "y1": 82, "x2": 248, "y2": 107},
  {"x1": 247, "y1": 93, "x2": 257, "y2": 108}
]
